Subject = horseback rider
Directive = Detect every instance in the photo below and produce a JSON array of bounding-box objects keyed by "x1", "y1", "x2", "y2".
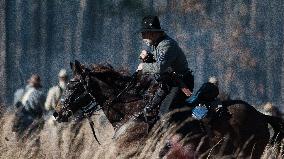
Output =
[
  {"x1": 12, "y1": 74, "x2": 45, "y2": 136},
  {"x1": 208, "y1": 76, "x2": 230, "y2": 101},
  {"x1": 136, "y1": 15, "x2": 194, "y2": 123},
  {"x1": 14, "y1": 74, "x2": 45, "y2": 117},
  {"x1": 45, "y1": 69, "x2": 68, "y2": 112}
]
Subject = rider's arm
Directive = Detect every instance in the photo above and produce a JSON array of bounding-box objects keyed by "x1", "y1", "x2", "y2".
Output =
[
  {"x1": 45, "y1": 87, "x2": 55, "y2": 111},
  {"x1": 142, "y1": 41, "x2": 177, "y2": 74}
]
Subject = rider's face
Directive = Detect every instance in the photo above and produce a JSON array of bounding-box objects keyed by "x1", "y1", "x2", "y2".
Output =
[{"x1": 141, "y1": 32, "x2": 154, "y2": 46}]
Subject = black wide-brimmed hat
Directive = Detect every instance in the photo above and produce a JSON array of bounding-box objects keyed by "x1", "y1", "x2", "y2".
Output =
[{"x1": 139, "y1": 15, "x2": 166, "y2": 33}]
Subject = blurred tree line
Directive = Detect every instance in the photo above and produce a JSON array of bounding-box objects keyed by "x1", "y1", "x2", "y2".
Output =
[{"x1": 0, "y1": 0, "x2": 283, "y2": 110}]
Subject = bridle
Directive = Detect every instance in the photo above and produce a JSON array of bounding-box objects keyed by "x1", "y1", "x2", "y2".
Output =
[
  {"x1": 58, "y1": 71, "x2": 144, "y2": 144},
  {"x1": 104, "y1": 72, "x2": 138, "y2": 117},
  {"x1": 60, "y1": 78, "x2": 101, "y2": 144}
]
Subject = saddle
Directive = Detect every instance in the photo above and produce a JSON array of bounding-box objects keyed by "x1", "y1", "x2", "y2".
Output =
[
  {"x1": 191, "y1": 100, "x2": 231, "y2": 122},
  {"x1": 187, "y1": 82, "x2": 231, "y2": 121}
]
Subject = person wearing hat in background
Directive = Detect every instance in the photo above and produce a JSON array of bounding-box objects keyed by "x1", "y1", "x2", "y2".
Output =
[
  {"x1": 137, "y1": 15, "x2": 194, "y2": 123},
  {"x1": 185, "y1": 76, "x2": 233, "y2": 108},
  {"x1": 12, "y1": 74, "x2": 45, "y2": 136},
  {"x1": 20, "y1": 74, "x2": 45, "y2": 117},
  {"x1": 208, "y1": 76, "x2": 231, "y2": 101},
  {"x1": 45, "y1": 69, "x2": 68, "y2": 112},
  {"x1": 262, "y1": 102, "x2": 283, "y2": 118}
]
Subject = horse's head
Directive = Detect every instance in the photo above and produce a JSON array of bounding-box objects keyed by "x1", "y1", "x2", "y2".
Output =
[
  {"x1": 53, "y1": 60, "x2": 101, "y2": 122},
  {"x1": 53, "y1": 60, "x2": 128, "y2": 122}
]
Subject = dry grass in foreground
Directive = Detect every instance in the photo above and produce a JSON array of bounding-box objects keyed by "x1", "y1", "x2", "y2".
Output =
[{"x1": 0, "y1": 107, "x2": 283, "y2": 159}]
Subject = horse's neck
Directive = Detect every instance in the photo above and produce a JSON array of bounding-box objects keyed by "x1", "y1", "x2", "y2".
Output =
[
  {"x1": 94, "y1": 72, "x2": 156, "y2": 128},
  {"x1": 101, "y1": 93, "x2": 144, "y2": 127}
]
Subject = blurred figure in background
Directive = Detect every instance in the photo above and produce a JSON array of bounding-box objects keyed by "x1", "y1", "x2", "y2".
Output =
[
  {"x1": 45, "y1": 69, "x2": 68, "y2": 112},
  {"x1": 14, "y1": 74, "x2": 45, "y2": 116},
  {"x1": 208, "y1": 76, "x2": 218, "y2": 86},
  {"x1": 208, "y1": 76, "x2": 231, "y2": 101},
  {"x1": 22, "y1": 74, "x2": 45, "y2": 115},
  {"x1": 12, "y1": 74, "x2": 45, "y2": 137},
  {"x1": 262, "y1": 102, "x2": 283, "y2": 118}
]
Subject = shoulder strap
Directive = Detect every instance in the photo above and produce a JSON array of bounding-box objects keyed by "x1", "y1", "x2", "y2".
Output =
[
  {"x1": 53, "y1": 85, "x2": 64, "y2": 107},
  {"x1": 57, "y1": 85, "x2": 63, "y2": 96}
]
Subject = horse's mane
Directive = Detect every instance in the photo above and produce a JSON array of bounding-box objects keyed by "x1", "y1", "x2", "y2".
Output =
[
  {"x1": 90, "y1": 64, "x2": 131, "y2": 77},
  {"x1": 91, "y1": 64, "x2": 114, "y2": 73},
  {"x1": 87, "y1": 64, "x2": 134, "y2": 92}
]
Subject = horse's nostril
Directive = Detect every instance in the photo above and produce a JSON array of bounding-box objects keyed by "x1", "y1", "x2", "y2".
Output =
[
  {"x1": 53, "y1": 112, "x2": 59, "y2": 118},
  {"x1": 67, "y1": 110, "x2": 73, "y2": 117}
]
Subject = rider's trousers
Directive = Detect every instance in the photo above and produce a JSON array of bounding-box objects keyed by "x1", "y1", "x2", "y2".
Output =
[
  {"x1": 145, "y1": 86, "x2": 180, "y2": 118},
  {"x1": 159, "y1": 87, "x2": 179, "y2": 116}
]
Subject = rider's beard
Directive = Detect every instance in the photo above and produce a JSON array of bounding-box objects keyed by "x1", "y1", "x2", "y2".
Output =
[{"x1": 143, "y1": 39, "x2": 152, "y2": 46}]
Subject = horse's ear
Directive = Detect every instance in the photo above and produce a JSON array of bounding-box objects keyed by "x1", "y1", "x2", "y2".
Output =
[
  {"x1": 75, "y1": 60, "x2": 80, "y2": 65},
  {"x1": 71, "y1": 60, "x2": 83, "y2": 75},
  {"x1": 105, "y1": 63, "x2": 114, "y2": 70},
  {"x1": 70, "y1": 62, "x2": 76, "y2": 75},
  {"x1": 70, "y1": 62, "x2": 74, "y2": 70}
]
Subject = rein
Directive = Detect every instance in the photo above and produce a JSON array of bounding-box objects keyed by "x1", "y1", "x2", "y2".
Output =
[
  {"x1": 70, "y1": 79, "x2": 101, "y2": 145},
  {"x1": 63, "y1": 71, "x2": 145, "y2": 144},
  {"x1": 85, "y1": 113, "x2": 101, "y2": 145},
  {"x1": 108, "y1": 72, "x2": 138, "y2": 104},
  {"x1": 75, "y1": 73, "x2": 137, "y2": 144},
  {"x1": 105, "y1": 72, "x2": 138, "y2": 117}
]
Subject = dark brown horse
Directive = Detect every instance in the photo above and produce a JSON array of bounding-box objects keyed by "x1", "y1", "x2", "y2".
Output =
[
  {"x1": 53, "y1": 61, "x2": 154, "y2": 129},
  {"x1": 54, "y1": 61, "x2": 284, "y2": 158}
]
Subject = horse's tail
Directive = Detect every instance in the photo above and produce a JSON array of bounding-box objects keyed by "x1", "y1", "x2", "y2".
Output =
[{"x1": 262, "y1": 114, "x2": 284, "y2": 144}]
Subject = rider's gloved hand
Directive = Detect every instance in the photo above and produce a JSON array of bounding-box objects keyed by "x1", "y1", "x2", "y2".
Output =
[
  {"x1": 136, "y1": 50, "x2": 147, "y2": 72},
  {"x1": 139, "y1": 50, "x2": 156, "y2": 63},
  {"x1": 139, "y1": 50, "x2": 148, "y2": 61}
]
